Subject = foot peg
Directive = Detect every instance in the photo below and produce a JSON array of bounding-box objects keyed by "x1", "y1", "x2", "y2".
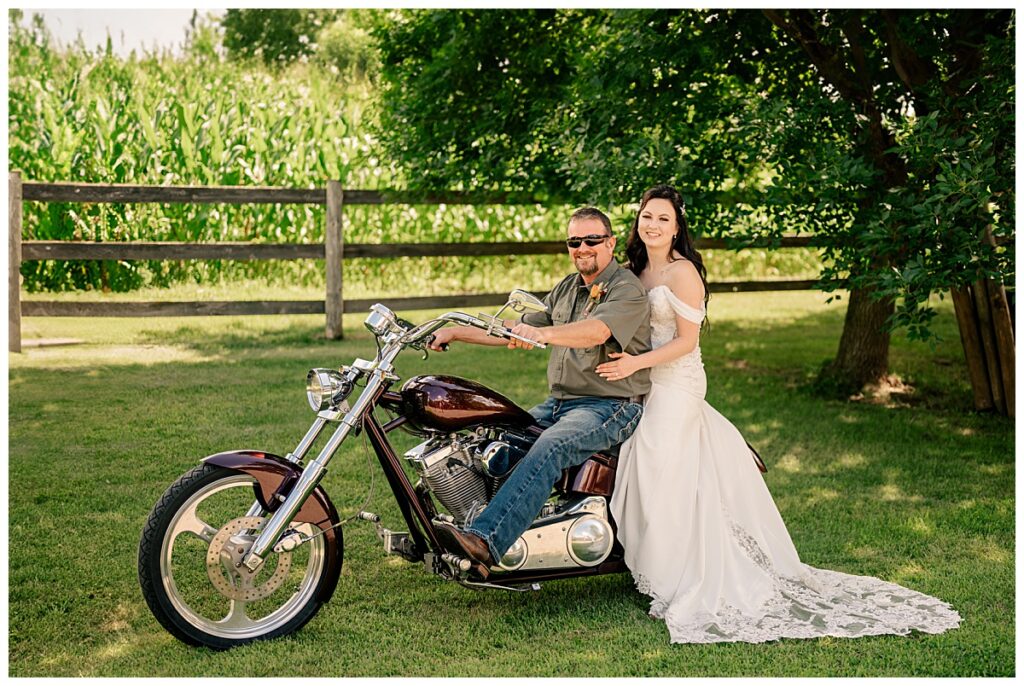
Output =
[
  {"x1": 360, "y1": 511, "x2": 419, "y2": 562},
  {"x1": 441, "y1": 552, "x2": 490, "y2": 579},
  {"x1": 441, "y1": 552, "x2": 472, "y2": 573}
]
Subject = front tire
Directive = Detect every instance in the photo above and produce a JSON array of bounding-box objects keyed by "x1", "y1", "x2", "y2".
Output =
[{"x1": 138, "y1": 463, "x2": 342, "y2": 649}]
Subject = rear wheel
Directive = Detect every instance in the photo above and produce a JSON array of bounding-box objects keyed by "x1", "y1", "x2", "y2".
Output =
[{"x1": 138, "y1": 463, "x2": 342, "y2": 649}]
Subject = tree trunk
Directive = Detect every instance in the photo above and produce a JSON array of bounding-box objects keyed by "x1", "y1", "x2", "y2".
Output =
[
  {"x1": 987, "y1": 279, "x2": 1015, "y2": 417},
  {"x1": 951, "y1": 285, "x2": 995, "y2": 411},
  {"x1": 972, "y1": 278, "x2": 1007, "y2": 414},
  {"x1": 983, "y1": 225, "x2": 1014, "y2": 417},
  {"x1": 818, "y1": 286, "x2": 894, "y2": 393}
]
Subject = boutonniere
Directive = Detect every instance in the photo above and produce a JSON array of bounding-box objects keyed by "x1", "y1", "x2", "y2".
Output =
[{"x1": 582, "y1": 283, "x2": 608, "y2": 318}]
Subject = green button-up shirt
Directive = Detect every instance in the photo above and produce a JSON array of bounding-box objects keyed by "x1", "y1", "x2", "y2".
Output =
[{"x1": 521, "y1": 259, "x2": 652, "y2": 400}]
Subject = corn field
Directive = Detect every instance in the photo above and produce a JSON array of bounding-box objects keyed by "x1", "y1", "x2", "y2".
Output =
[{"x1": 8, "y1": 13, "x2": 821, "y2": 295}]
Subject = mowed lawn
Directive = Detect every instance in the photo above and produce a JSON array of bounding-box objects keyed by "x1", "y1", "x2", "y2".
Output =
[{"x1": 8, "y1": 290, "x2": 1014, "y2": 676}]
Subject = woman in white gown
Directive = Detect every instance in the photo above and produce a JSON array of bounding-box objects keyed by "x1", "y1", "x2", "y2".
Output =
[{"x1": 597, "y1": 185, "x2": 961, "y2": 644}]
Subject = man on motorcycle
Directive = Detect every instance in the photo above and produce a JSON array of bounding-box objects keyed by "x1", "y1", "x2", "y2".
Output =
[{"x1": 427, "y1": 207, "x2": 652, "y2": 576}]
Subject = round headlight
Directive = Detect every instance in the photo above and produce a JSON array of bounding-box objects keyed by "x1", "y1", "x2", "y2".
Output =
[{"x1": 306, "y1": 368, "x2": 347, "y2": 412}]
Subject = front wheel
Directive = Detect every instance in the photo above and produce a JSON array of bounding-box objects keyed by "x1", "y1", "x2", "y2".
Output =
[{"x1": 138, "y1": 463, "x2": 342, "y2": 649}]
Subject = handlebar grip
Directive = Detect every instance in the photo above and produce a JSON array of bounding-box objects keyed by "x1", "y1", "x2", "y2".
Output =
[
  {"x1": 503, "y1": 330, "x2": 546, "y2": 349},
  {"x1": 426, "y1": 334, "x2": 448, "y2": 352}
]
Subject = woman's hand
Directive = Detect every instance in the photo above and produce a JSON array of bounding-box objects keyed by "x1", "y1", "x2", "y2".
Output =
[{"x1": 596, "y1": 352, "x2": 642, "y2": 382}]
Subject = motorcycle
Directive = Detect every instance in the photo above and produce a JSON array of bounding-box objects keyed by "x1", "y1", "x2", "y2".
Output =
[{"x1": 137, "y1": 290, "x2": 634, "y2": 650}]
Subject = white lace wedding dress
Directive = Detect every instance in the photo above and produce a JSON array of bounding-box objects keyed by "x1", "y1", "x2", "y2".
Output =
[{"x1": 609, "y1": 285, "x2": 961, "y2": 644}]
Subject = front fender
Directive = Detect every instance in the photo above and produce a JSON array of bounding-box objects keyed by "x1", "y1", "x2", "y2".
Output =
[{"x1": 202, "y1": 450, "x2": 339, "y2": 531}]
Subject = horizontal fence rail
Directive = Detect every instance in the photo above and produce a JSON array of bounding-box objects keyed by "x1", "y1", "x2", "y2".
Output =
[
  {"x1": 9, "y1": 176, "x2": 823, "y2": 351},
  {"x1": 21, "y1": 281, "x2": 820, "y2": 319},
  {"x1": 20, "y1": 236, "x2": 814, "y2": 261},
  {"x1": 21, "y1": 181, "x2": 544, "y2": 206}
]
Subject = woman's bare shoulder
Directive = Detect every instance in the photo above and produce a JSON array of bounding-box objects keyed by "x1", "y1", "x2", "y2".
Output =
[{"x1": 665, "y1": 259, "x2": 705, "y2": 308}]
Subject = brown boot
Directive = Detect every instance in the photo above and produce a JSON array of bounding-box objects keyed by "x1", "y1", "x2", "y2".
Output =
[{"x1": 434, "y1": 521, "x2": 495, "y2": 578}]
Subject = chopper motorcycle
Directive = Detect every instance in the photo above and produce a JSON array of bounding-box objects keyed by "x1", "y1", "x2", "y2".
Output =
[{"x1": 137, "y1": 290, "x2": 636, "y2": 650}]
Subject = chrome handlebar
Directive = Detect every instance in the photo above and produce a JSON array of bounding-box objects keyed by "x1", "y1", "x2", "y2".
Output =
[{"x1": 401, "y1": 311, "x2": 547, "y2": 350}]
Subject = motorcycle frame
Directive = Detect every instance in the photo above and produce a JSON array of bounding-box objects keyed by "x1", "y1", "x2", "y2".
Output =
[{"x1": 367, "y1": 388, "x2": 628, "y2": 586}]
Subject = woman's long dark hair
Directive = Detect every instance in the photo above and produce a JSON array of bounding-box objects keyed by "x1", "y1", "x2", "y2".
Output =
[{"x1": 625, "y1": 184, "x2": 710, "y2": 310}]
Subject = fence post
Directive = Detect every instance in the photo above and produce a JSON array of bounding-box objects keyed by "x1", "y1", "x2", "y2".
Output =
[
  {"x1": 9, "y1": 171, "x2": 22, "y2": 353},
  {"x1": 325, "y1": 180, "x2": 344, "y2": 340}
]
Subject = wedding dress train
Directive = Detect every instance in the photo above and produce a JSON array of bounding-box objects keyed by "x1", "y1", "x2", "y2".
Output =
[{"x1": 609, "y1": 285, "x2": 961, "y2": 644}]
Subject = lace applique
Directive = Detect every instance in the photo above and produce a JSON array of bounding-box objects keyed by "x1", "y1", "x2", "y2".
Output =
[
  {"x1": 648, "y1": 285, "x2": 704, "y2": 377},
  {"x1": 629, "y1": 510, "x2": 962, "y2": 644}
]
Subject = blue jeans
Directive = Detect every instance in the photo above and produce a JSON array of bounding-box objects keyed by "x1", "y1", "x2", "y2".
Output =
[{"x1": 465, "y1": 396, "x2": 643, "y2": 562}]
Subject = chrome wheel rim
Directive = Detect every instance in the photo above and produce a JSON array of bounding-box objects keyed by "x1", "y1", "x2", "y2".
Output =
[{"x1": 159, "y1": 474, "x2": 326, "y2": 640}]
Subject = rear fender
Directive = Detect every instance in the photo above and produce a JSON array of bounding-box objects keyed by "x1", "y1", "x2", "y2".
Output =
[{"x1": 202, "y1": 450, "x2": 339, "y2": 531}]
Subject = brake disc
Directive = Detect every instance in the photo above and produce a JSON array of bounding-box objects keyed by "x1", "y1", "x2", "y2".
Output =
[{"x1": 206, "y1": 516, "x2": 293, "y2": 602}]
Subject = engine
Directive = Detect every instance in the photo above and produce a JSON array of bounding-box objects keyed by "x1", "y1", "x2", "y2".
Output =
[
  {"x1": 403, "y1": 431, "x2": 518, "y2": 524},
  {"x1": 404, "y1": 431, "x2": 615, "y2": 572}
]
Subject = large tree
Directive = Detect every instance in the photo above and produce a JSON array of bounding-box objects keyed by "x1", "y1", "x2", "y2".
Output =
[
  {"x1": 758, "y1": 10, "x2": 1015, "y2": 389},
  {"x1": 374, "y1": 9, "x2": 1014, "y2": 391}
]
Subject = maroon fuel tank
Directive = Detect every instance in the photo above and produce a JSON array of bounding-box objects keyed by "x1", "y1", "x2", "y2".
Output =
[{"x1": 399, "y1": 375, "x2": 535, "y2": 433}]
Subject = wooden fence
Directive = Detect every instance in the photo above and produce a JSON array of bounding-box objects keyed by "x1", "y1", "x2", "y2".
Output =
[{"x1": 8, "y1": 173, "x2": 817, "y2": 352}]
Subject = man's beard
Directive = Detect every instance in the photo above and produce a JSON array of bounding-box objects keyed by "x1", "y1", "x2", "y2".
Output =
[{"x1": 574, "y1": 255, "x2": 599, "y2": 276}]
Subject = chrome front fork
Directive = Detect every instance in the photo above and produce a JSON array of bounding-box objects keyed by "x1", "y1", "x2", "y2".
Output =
[
  {"x1": 242, "y1": 417, "x2": 330, "y2": 519},
  {"x1": 242, "y1": 372, "x2": 386, "y2": 571}
]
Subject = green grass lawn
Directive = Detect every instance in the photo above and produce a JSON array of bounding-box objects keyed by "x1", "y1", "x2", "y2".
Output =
[{"x1": 8, "y1": 290, "x2": 1014, "y2": 676}]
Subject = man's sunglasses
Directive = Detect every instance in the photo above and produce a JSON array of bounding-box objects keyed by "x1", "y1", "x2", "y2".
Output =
[{"x1": 565, "y1": 234, "x2": 611, "y2": 249}]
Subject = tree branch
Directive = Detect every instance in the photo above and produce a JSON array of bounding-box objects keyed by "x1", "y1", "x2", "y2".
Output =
[
  {"x1": 762, "y1": 9, "x2": 867, "y2": 104},
  {"x1": 880, "y1": 10, "x2": 936, "y2": 93},
  {"x1": 841, "y1": 11, "x2": 875, "y2": 98},
  {"x1": 763, "y1": 9, "x2": 904, "y2": 185}
]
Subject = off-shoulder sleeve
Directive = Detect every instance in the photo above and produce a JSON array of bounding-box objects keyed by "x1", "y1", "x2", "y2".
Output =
[{"x1": 661, "y1": 285, "x2": 705, "y2": 324}]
